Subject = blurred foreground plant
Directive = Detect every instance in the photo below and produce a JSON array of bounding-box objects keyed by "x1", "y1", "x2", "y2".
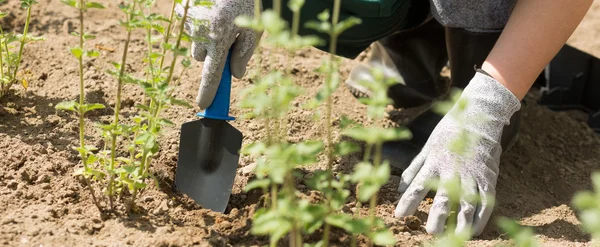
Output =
[{"x1": 573, "y1": 172, "x2": 600, "y2": 243}]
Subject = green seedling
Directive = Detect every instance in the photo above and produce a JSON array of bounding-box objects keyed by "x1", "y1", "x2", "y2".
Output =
[
  {"x1": 302, "y1": 5, "x2": 363, "y2": 246},
  {"x1": 0, "y1": 0, "x2": 44, "y2": 98},
  {"x1": 243, "y1": 140, "x2": 325, "y2": 247},
  {"x1": 100, "y1": 0, "x2": 140, "y2": 210},
  {"x1": 98, "y1": 0, "x2": 205, "y2": 211},
  {"x1": 239, "y1": 70, "x2": 310, "y2": 247},
  {"x1": 340, "y1": 67, "x2": 411, "y2": 246},
  {"x1": 497, "y1": 217, "x2": 540, "y2": 247},
  {"x1": 55, "y1": 0, "x2": 106, "y2": 212},
  {"x1": 573, "y1": 172, "x2": 600, "y2": 243}
]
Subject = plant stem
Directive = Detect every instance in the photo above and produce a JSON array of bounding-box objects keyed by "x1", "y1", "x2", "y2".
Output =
[
  {"x1": 323, "y1": 0, "x2": 342, "y2": 245},
  {"x1": 73, "y1": 0, "x2": 102, "y2": 212},
  {"x1": 271, "y1": 183, "x2": 277, "y2": 209},
  {"x1": 164, "y1": 0, "x2": 190, "y2": 86},
  {"x1": 369, "y1": 142, "x2": 383, "y2": 220},
  {"x1": 284, "y1": 172, "x2": 301, "y2": 247},
  {"x1": 77, "y1": 0, "x2": 86, "y2": 155},
  {"x1": 158, "y1": 0, "x2": 177, "y2": 70},
  {"x1": 108, "y1": 0, "x2": 137, "y2": 210},
  {"x1": 12, "y1": 6, "x2": 32, "y2": 80},
  {"x1": 0, "y1": 28, "x2": 4, "y2": 79},
  {"x1": 129, "y1": 186, "x2": 138, "y2": 212},
  {"x1": 273, "y1": 0, "x2": 281, "y2": 16}
]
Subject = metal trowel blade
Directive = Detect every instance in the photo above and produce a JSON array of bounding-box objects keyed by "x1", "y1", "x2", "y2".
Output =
[{"x1": 175, "y1": 118, "x2": 243, "y2": 213}]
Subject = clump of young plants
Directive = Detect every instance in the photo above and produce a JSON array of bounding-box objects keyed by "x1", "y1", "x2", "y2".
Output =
[
  {"x1": 56, "y1": 0, "x2": 208, "y2": 213},
  {"x1": 96, "y1": 0, "x2": 203, "y2": 211},
  {"x1": 236, "y1": 1, "x2": 330, "y2": 246},
  {"x1": 0, "y1": 0, "x2": 44, "y2": 98},
  {"x1": 339, "y1": 68, "x2": 411, "y2": 247},
  {"x1": 236, "y1": 0, "x2": 403, "y2": 245},
  {"x1": 55, "y1": 0, "x2": 106, "y2": 211}
]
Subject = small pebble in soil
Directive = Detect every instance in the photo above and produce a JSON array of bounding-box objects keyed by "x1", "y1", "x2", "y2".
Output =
[
  {"x1": 239, "y1": 163, "x2": 257, "y2": 175},
  {"x1": 92, "y1": 222, "x2": 104, "y2": 231},
  {"x1": 153, "y1": 200, "x2": 169, "y2": 215},
  {"x1": 7, "y1": 180, "x2": 18, "y2": 189},
  {"x1": 36, "y1": 174, "x2": 50, "y2": 184},
  {"x1": 403, "y1": 216, "x2": 422, "y2": 231},
  {"x1": 31, "y1": 228, "x2": 40, "y2": 237},
  {"x1": 1, "y1": 216, "x2": 15, "y2": 225},
  {"x1": 143, "y1": 196, "x2": 154, "y2": 202}
]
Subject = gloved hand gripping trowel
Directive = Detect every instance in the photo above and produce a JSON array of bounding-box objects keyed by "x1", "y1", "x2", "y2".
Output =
[{"x1": 175, "y1": 51, "x2": 243, "y2": 213}]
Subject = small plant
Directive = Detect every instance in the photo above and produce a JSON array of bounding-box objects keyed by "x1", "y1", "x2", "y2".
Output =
[
  {"x1": 98, "y1": 0, "x2": 201, "y2": 211},
  {"x1": 573, "y1": 172, "x2": 600, "y2": 243},
  {"x1": 55, "y1": 0, "x2": 106, "y2": 212},
  {"x1": 238, "y1": 0, "x2": 402, "y2": 245},
  {"x1": 0, "y1": 0, "x2": 44, "y2": 98},
  {"x1": 497, "y1": 217, "x2": 540, "y2": 247},
  {"x1": 55, "y1": 0, "x2": 208, "y2": 213},
  {"x1": 340, "y1": 68, "x2": 411, "y2": 247}
]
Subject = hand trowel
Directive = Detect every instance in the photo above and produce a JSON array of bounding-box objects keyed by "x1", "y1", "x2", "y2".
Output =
[{"x1": 175, "y1": 51, "x2": 243, "y2": 213}]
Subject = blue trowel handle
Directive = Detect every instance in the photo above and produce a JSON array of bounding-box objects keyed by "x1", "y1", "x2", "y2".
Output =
[{"x1": 197, "y1": 51, "x2": 235, "y2": 121}]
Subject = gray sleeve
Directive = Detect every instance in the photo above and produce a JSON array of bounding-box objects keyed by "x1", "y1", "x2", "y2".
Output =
[{"x1": 429, "y1": 0, "x2": 518, "y2": 32}]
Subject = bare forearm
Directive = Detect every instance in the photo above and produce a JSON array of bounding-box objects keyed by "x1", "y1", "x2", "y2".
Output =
[{"x1": 482, "y1": 0, "x2": 593, "y2": 100}]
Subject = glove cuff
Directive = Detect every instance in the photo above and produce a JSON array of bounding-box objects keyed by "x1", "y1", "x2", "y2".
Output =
[{"x1": 459, "y1": 71, "x2": 522, "y2": 139}]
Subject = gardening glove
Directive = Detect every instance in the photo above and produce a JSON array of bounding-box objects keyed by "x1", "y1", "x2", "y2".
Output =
[
  {"x1": 175, "y1": 0, "x2": 262, "y2": 109},
  {"x1": 394, "y1": 71, "x2": 521, "y2": 236}
]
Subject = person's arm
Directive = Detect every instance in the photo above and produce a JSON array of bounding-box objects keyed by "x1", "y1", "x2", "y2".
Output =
[{"x1": 482, "y1": 0, "x2": 594, "y2": 100}]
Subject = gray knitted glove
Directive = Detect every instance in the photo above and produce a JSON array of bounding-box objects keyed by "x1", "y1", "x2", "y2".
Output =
[
  {"x1": 176, "y1": 1, "x2": 262, "y2": 109},
  {"x1": 394, "y1": 72, "x2": 521, "y2": 236}
]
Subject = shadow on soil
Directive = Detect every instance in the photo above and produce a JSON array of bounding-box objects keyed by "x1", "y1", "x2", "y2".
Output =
[{"x1": 0, "y1": 89, "x2": 112, "y2": 151}]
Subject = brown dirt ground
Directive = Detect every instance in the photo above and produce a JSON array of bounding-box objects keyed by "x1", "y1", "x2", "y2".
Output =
[{"x1": 1, "y1": 0, "x2": 600, "y2": 246}]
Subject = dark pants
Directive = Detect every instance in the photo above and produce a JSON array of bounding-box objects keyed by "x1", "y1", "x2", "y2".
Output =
[{"x1": 261, "y1": 0, "x2": 429, "y2": 59}]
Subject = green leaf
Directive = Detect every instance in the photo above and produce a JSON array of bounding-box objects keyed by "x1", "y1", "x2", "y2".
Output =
[
  {"x1": 55, "y1": 101, "x2": 77, "y2": 112},
  {"x1": 302, "y1": 204, "x2": 327, "y2": 234},
  {"x1": 85, "y1": 50, "x2": 100, "y2": 57},
  {"x1": 244, "y1": 179, "x2": 270, "y2": 192},
  {"x1": 573, "y1": 191, "x2": 597, "y2": 210},
  {"x1": 85, "y1": 2, "x2": 105, "y2": 9},
  {"x1": 497, "y1": 217, "x2": 539, "y2": 247},
  {"x1": 21, "y1": 0, "x2": 38, "y2": 9},
  {"x1": 334, "y1": 141, "x2": 360, "y2": 156},
  {"x1": 181, "y1": 58, "x2": 191, "y2": 68},
  {"x1": 333, "y1": 17, "x2": 362, "y2": 36},
  {"x1": 83, "y1": 33, "x2": 96, "y2": 40},
  {"x1": 157, "y1": 118, "x2": 174, "y2": 126},
  {"x1": 87, "y1": 103, "x2": 106, "y2": 111},
  {"x1": 85, "y1": 154, "x2": 99, "y2": 165},
  {"x1": 0, "y1": 11, "x2": 8, "y2": 18},
  {"x1": 326, "y1": 214, "x2": 369, "y2": 234},
  {"x1": 169, "y1": 98, "x2": 192, "y2": 108},
  {"x1": 369, "y1": 229, "x2": 396, "y2": 246},
  {"x1": 241, "y1": 142, "x2": 266, "y2": 156},
  {"x1": 70, "y1": 47, "x2": 83, "y2": 59},
  {"x1": 251, "y1": 210, "x2": 291, "y2": 242},
  {"x1": 343, "y1": 126, "x2": 412, "y2": 144},
  {"x1": 287, "y1": 0, "x2": 305, "y2": 12}
]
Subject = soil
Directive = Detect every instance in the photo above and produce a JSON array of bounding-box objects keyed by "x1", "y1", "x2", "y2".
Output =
[{"x1": 1, "y1": 0, "x2": 600, "y2": 246}]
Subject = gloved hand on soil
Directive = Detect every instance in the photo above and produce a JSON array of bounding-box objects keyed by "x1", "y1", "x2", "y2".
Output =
[
  {"x1": 175, "y1": 1, "x2": 262, "y2": 109},
  {"x1": 394, "y1": 71, "x2": 521, "y2": 236}
]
